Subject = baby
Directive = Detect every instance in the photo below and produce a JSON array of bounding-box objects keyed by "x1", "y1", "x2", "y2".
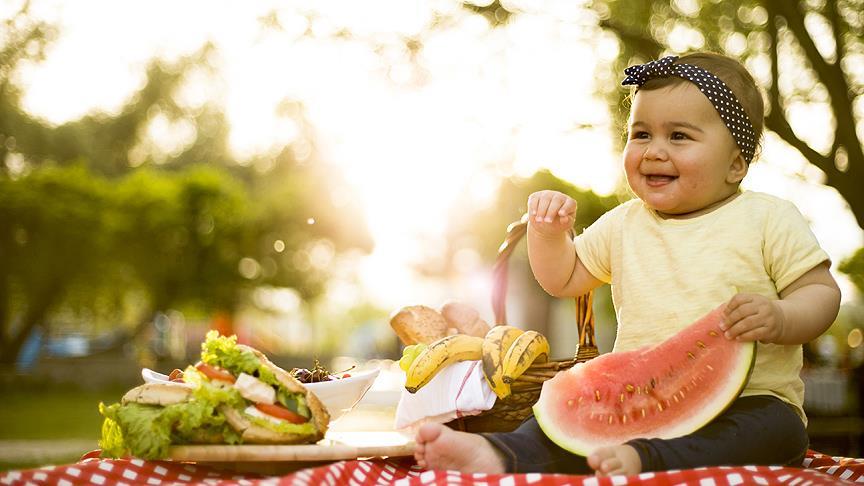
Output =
[{"x1": 414, "y1": 52, "x2": 841, "y2": 476}]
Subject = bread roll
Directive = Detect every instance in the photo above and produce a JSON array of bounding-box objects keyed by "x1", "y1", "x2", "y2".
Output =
[
  {"x1": 121, "y1": 382, "x2": 193, "y2": 406},
  {"x1": 440, "y1": 301, "x2": 491, "y2": 338},
  {"x1": 389, "y1": 305, "x2": 450, "y2": 345}
]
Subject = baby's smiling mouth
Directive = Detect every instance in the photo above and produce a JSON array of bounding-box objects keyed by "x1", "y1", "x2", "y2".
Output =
[{"x1": 645, "y1": 174, "x2": 678, "y2": 186}]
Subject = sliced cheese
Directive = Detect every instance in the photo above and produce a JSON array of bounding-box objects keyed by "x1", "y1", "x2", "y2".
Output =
[
  {"x1": 235, "y1": 372, "x2": 276, "y2": 404},
  {"x1": 243, "y1": 405, "x2": 286, "y2": 426}
]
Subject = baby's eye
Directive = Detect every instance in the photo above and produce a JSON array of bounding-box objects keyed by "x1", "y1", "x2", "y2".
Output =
[
  {"x1": 671, "y1": 131, "x2": 689, "y2": 140},
  {"x1": 630, "y1": 131, "x2": 649, "y2": 139}
]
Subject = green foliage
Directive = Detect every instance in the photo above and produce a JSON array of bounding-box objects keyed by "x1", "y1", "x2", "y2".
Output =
[
  {"x1": 840, "y1": 248, "x2": 864, "y2": 297},
  {"x1": 0, "y1": 5, "x2": 372, "y2": 363},
  {"x1": 457, "y1": 170, "x2": 621, "y2": 262}
]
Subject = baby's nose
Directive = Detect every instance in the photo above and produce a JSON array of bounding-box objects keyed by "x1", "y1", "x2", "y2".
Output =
[{"x1": 642, "y1": 140, "x2": 669, "y2": 160}]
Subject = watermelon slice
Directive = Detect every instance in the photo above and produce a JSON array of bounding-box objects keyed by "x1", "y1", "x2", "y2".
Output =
[{"x1": 533, "y1": 305, "x2": 755, "y2": 456}]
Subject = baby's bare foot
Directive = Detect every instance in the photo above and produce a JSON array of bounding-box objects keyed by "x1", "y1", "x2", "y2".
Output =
[
  {"x1": 414, "y1": 423, "x2": 506, "y2": 473},
  {"x1": 588, "y1": 445, "x2": 642, "y2": 477}
]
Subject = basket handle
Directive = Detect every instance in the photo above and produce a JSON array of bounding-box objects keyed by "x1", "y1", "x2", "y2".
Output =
[{"x1": 491, "y1": 214, "x2": 599, "y2": 362}]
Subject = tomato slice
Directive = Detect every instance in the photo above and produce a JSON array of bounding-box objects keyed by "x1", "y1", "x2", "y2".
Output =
[
  {"x1": 195, "y1": 363, "x2": 236, "y2": 383},
  {"x1": 254, "y1": 403, "x2": 307, "y2": 424}
]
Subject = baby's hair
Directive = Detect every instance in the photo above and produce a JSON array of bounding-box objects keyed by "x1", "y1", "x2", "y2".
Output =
[{"x1": 635, "y1": 52, "x2": 765, "y2": 161}]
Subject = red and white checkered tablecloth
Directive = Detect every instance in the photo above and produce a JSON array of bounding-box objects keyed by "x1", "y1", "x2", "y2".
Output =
[{"x1": 2, "y1": 450, "x2": 862, "y2": 485}]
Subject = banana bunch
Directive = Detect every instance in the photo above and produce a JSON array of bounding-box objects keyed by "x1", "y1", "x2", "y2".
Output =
[
  {"x1": 481, "y1": 327, "x2": 550, "y2": 399},
  {"x1": 403, "y1": 334, "x2": 483, "y2": 393}
]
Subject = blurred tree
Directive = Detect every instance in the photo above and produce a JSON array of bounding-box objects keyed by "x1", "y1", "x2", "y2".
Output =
[
  {"x1": 585, "y1": 0, "x2": 864, "y2": 229},
  {"x1": 445, "y1": 170, "x2": 619, "y2": 338},
  {"x1": 0, "y1": 4, "x2": 372, "y2": 364},
  {"x1": 841, "y1": 248, "x2": 864, "y2": 297}
]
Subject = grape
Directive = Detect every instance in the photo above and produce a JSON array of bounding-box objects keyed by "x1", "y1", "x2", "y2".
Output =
[{"x1": 398, "y1": 343, "x2": 427, "y2": 372}]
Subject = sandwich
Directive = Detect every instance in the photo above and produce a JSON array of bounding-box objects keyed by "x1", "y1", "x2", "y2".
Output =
[
  {"x1": 99, "y1": 331, "x2": 329, "y2": 460},
  {"x1": 189, "y1": 331, "x2": 330, "y2": 444},
  {"x1": 99, "y1": 381, "x2": 241, "y2": 460}
]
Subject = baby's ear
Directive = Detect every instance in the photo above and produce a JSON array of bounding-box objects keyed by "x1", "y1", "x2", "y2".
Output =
[{"x1": 726, "y1": 153, "x2": 748, "y2": 184}]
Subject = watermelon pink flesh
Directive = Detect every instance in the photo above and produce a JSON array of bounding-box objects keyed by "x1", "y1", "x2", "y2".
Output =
[{"x1": 533, "y1": 305, "x2": 755, "y2": 456}]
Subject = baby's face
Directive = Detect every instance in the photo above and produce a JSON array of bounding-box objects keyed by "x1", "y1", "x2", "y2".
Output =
[{"x1": 623, "y1": 82, "x2": 745, "y2": 219}]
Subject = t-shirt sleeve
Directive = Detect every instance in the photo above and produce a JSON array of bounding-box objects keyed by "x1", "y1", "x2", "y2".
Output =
[
  {"x1": 573, "y1": 205, "x2": 620, "y2": 283},
  {"x1": 763, "y1": 200, "x2": 831, "y2": 293}
]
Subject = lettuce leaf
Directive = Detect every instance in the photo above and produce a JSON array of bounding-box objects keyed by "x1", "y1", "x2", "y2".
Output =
[
  {"x1": 244, "y1": 412, "x2": 317, "y2": 436},
  {"x1": 200, "y1": 331, "x2": 311, "y2": 419},
  {"x1": 98, "y1": 395, "x2": 241, "y2": 460},
  {"x1": 201, "y1": 331, "x2": 278, "y2": 385}
]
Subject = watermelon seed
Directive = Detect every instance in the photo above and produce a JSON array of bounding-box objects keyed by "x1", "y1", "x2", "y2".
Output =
[
  {"x1": 650, "y1": 378, "x2": 657, "y2": 389},
  {"x1": 708, "y1": 330, "x2": 719, "y2": 337},
  {"x1": 706, "y1": 364, "x2": 715, "y2": 372},
  {"x1": 567, "y1": 399, "x2": 574, "y2": 407},
  {"x1": 696, "y1": 340, "x2": 706, "y2": 348},
  {"x1": 619, "y1": 393, "x2": 625, "y2": 403},
  {"x1": 608, "y1": 415, "x2": 613, "y2": 425},
  {"x1": 687, "y1": 351, "x2": 695, "y2": 359},
  {"x1": 657, "y1": 402, "x2": 665, "y2": 412},
  {"x1": 672, "y1": 394, "x2": 680, "y2": 403},
  {"x1": 594, "y1": 390, "x2": 601, "y2": 401},
  {"x1": 621, "y1": 414, "x2": 627, "y2": 424},
  {"x1": 625, "y1": 384, "x2": 635, "y2": 393},
  {"x1": 641, "y1": 408, "x2": 647, "y2": 418}
]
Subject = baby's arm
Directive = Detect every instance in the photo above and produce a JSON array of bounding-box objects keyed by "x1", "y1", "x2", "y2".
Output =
[
  {"x1": 527, "y1": 191, "x2": 602, "y2": 298},
  {"x1": 722, "y1": 261, "x2": 840, "y2": 345}
]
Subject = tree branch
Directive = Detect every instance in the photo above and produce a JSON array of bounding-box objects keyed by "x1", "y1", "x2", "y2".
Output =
[
  {"x1": 598, "y1": 19, "x2": 663, "y2": 60},
  {"x1": 768, "y1": 0, "x2": 859, "y2": 158},
  {"x1": 825, "y1": 0, "x2": 846, "y2": 63}
]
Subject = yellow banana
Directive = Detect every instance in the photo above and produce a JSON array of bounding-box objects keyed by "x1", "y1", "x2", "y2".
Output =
[
  {"x1": 502, "y1": 330, "x2": 550, "y2": 384},
  {"x1": 481, "y1": 325, "x2": 524, "y2": 399},
  {"x1": 404, "y1": 334, "x2": 483, "y2": 393}
]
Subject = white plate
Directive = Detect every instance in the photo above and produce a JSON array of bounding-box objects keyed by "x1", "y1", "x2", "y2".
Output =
[
  {"x1": 305, "y1": 368, "x2": 380, "y2": 421},
  {"x1": 141, "y1": 366, "x2": 381, "y2": 421}
]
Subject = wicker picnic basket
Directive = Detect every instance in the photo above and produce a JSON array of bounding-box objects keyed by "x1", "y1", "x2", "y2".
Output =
[{"x1": 445, "y1": 214, "x2": 600, "y2": 433}]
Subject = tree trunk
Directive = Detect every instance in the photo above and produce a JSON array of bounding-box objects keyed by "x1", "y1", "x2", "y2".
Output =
[{"x1": 0, "y1": 285, "x2": 58, "y2": 365}]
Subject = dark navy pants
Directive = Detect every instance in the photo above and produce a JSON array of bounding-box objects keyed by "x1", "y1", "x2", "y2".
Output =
[{"x1": 482, "y1": 395, "x2": 809, "y2": 474}]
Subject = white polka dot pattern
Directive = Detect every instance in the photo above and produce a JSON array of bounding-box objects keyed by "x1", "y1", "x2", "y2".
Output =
[{"x1": 622, "y1": 55, "x2": 757, "y2": 163}]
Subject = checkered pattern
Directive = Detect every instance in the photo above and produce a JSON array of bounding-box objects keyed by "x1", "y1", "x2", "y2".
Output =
[{"x1": 2, "y1": 450, "x2": 862, "y2": 485}]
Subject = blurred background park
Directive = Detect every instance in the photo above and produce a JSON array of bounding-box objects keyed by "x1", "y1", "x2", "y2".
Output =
[{"x1": 1, "y1": 0, "x2": 863, "y2": 470}]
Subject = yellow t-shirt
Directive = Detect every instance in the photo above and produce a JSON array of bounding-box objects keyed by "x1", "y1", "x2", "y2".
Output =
[{"x1": 573, "y1": 191, "x2": 830, "y2": 423}]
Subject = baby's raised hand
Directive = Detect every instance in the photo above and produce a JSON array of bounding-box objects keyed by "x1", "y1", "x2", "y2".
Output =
[
  {"x1": 721, "y1": 293, "x2": 785, "y2": 344},
  {"x1": 528, "y1": 190, "x2": 577, "y2": 236}
]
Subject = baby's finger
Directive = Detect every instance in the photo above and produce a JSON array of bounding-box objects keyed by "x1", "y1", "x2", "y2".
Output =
[
  {"x1": 559, "y1": 197, "x2": 577, "y2": 216},
  {"x1": 722, "y1": 298, "x2": 756, "y2": 329},
  {"x1": 527, "y1": 193, "x2": 540, "y2": 218},
  {"x1": 724, "y1": 314, "x2": 761, "y2": 340},
  {"x1": 730, "y1": 326, "x2": 767, "y2": 343},
  {"x1": 534, "y1": 195, "x2": 552, "y2": 222},
  {"x1": 544, "y1": 195, "x2": 568, "y2": 223}
]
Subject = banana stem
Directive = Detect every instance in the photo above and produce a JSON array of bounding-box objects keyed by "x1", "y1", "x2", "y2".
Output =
[
  {"x1": 527, "y1": 360, "x2": 575, "y2": 371},
  {"x1": 512, "y1": 375, "x2": 547, "y2": 384},
  {"x1": 520, "y1": 370, "x2": 558, "y2": 378}
]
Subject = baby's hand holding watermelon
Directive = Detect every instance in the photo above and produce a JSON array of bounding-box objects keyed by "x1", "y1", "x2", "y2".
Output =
[{"x1": 722, "y1": 293, "x2": 785, "y2": 344}]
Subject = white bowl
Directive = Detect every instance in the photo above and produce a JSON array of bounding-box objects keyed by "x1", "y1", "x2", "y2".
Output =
[{"x1": 305, "y1": 368, "x2": 380, "y2": 421}]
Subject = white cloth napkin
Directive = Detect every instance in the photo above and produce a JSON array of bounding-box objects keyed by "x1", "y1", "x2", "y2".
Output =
[{"x1": 394, "y1": 360, "x2": 497, "y2": 431}]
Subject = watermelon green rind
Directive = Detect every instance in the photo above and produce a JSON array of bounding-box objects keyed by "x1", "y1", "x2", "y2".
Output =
[{"x1": 533, "y1": 306, "x2": 756, "y2": 456}]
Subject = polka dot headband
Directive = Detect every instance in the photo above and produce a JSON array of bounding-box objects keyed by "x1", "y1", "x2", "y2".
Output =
[{"x1": 621, "y1": 55, "x2": 757, "y2": 163}]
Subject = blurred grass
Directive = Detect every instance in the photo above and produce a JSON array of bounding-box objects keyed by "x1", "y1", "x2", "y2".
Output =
[
  {"x1": 0, "y1": 385, "x2": 127, "y2": 440},
  {"x1": 0, "y1": 385, "x2": 127, "y2": 472}
]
